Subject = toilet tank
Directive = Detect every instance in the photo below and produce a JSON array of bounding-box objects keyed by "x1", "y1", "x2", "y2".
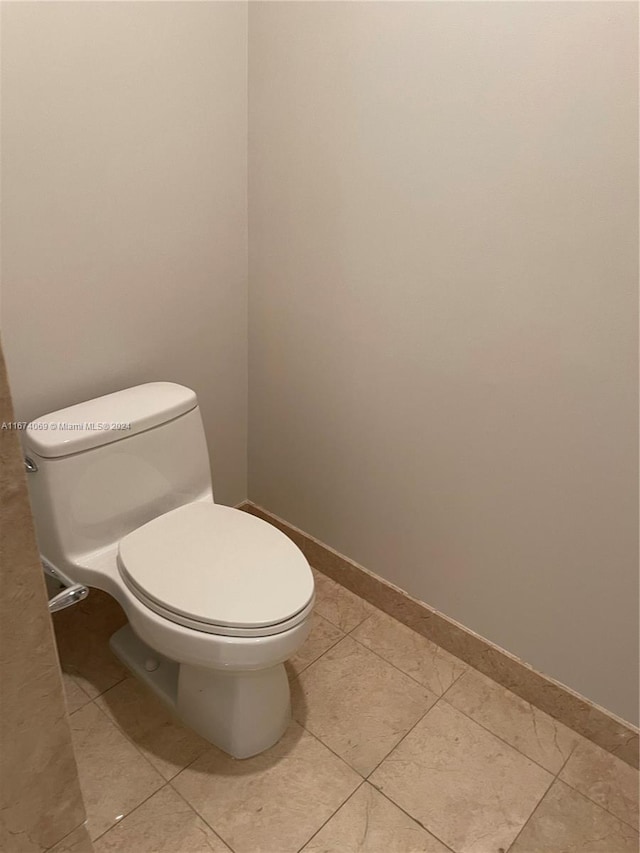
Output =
[{"x1": 24, "y1": 383, "x2": 213, "y2": 572}]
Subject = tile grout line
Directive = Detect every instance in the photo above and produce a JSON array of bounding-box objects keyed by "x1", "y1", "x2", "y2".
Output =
[
  {"x1": 44, "y1": 819, "x2": 91, "y2": 853},
  {"x1": 506, "y1": 733, "x2": 621, "y2": 852},
  {"x1": 312, "y1": 606, "x2": 369, "y2": 634},
  {"x1": 348, "y1": 629, "x2": 463, "y2": 695},
  {"x1": 291, "y1": 621, "x2": 445, "y2": 778},
  {"x1": 89, "y1": 780, "x2": 172, "y2": 846},
  {"x1": 297, "y1": 623, "x2": 439, "y2": 697},
  {"x1": 80, "y1": 666, "x2": 639, "y2": 852},
  {"x1": 290, "y1": 628, "x2": 346, "y2": 678},
  {"x1": 65, "y1": 670, "x2": 94, "y2": 703},
  {"x1": 110, "y1": 601, "x2": 638, "y2": 830},
  {"x1": 90, "y1": 694, "x2": 168, "y2": 758},
  {"x1": 441, "y1": 694, "x2": 640, "y2": 834},
  {"x1": 306, "y1": 587, "x2": 574, "y2": 779},
  {"x1": 345, "y1": 610, "x2": 374, "y2": 636},
  {"x1": 303, "y1": 577, "x2": 477, "y2": 853},
  {"x1": 438, "y1": 666, "x2": 468, "y2": 698},
  {"x1": 547, "y1": 778, "x2": 640, "y2": 837},
  {"x1": 81, "y1": 673, "x2": 128, "y2": 706},
  {"x1": 362, "y1": 695, "x2": 460, "y2": 853},
  {"x1": 168, "y1": 779, "x2": 235, "y2": 852},
  {"x1": 315, "y1": 576, "x2": 475, "y2": 696},
  {"x1": 73, "y1": 697, "x2": 170, "y2": 842},
  {"x1": 570, "y1": 793, "x2": 640, "y2": 833},
  {"x1": 310, "y1": 574, "x2": 635, "y2": 797},
  {"x1": 504, "y1": 776, "x2": 557, "y2": 853},
  {"x1": 312, "y1": 574, "x2": 466, "y2": 694},
  {"x1": 353, "y1": 666, "x2": 559, "y2": 853},
  {"x1": 297, "y1": 720, "x2": 369, "y2": 781},
  {"x1": 90, "y1": 685, "x2": 220, "y2": 786},
  {"x1": 75, "y1": 635, "x2": 362, "y2": 850},
  {"x1": 86, "y1": 670, "x2": 228, "y2": 786},
  {"x1": 166, "y1": 776, "x2": 236, "y2": 852},
  {"x1": 435, "y1": 695, "x2": 568, "y2": 778},
  {"x1": 365, "y1": 694, "x2": 445, "y2": 782},
  {"x1": 292, "y1": 779, "x2": 368, "y2": 853},
  {"x1": 167, "y1": 721, "x2": 367, "y2": 853},
  {"x1": 83, "y1": 693, "x2": 164, "y2": 774},
  {"x1": 296, "y1": 582, "x2": 561, "y2": 841},
  {"x1": 372, "y1": 785, "x2": 458, "y2": 853},
  {"x1": 257, "y1": 506, "x2": 639, "y2": 772},
  {"x1": 95, "y1": 622, "x2": 559, "y2": 783},
  {"x1": 553, "y1": 744, "x2": 640, "y2": 833},
  {"x1": 61, "y1": 580, "x2": 639, "y2": 849},
  {"x1": 311, "y1": 579, "x2": 374, "y2": 635},
  {"x1": 313, "y1": 569, "x2": 489, "y2": 698}
]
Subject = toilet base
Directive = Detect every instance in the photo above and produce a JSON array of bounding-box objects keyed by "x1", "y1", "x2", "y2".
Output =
[
  {"x1": 110, "y1": 624, "x2": 291, "y2": 759},
  {"x1": 110, "y1": 624, "x2": 179, "y2": 708},
  {"x1": 177, "y1": 658, "x2": 290, "y2": 759}
]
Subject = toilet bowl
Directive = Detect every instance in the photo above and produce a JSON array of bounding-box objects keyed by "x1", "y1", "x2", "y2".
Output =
[{"x1": 24, "y1": 382, "x2": 314, "y2": 758}]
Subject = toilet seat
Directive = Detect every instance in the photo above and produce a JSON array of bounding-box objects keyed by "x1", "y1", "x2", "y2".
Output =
[{"x1": 118, "y1": 502, "x2": 314, "y2": 638}]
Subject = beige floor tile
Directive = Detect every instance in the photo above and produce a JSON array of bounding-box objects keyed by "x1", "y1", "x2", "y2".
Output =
[
  {"x1": 445, "y1": 668, "x2": 580, "y2": 773},
  {"x1": 293, "y1": 636, "x2": 436, "y2": 776},
  {"x1": 95, "y1": 677, "x2": 210, "y2": 780},
  {"x1": 370, "y1": 701, "x2": 552, "y2": 853},
  {"x1": 62, "y1": 671, "x2": 93, "y2": 715},
  {"x1": 352, "y1": 610, "x2": 467, "y2": 695},
  {"x1": 559, "y1": 738, "x2": 639, "y2": 830},
  {"x1": 70, "y1": 702, "x2": 164, "y2": 839},
  {"x1": 93, "y1": 786, "x2": 230, "y2": 853},
  {"x1": 510, "y1": 779, "x2": 639, "y2": 853},
  {"x1": 289, "y1": 613, "x2": 344, "y2": 677},
  {"x1": 172, "y1": 721, "x2": 360, "y2": 853},
  {"x1": 302, "y1": 783, "x2": 450, "y2": 853},
  {"x1": 48, "y1": 823, "x2": 94, "y2": 853},
  {"x1": 53, "y1": 591, "x2": 128, "y2": 698},
  {"x1": 312, "y1": 569, "x2": 375, "y2": 632}
]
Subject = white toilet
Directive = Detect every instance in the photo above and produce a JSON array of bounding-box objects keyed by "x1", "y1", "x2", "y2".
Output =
[{"x1": 24, "y1": 382, "x2": 314, "y2": 758}]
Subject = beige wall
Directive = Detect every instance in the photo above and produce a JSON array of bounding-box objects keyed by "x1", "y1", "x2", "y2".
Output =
[
  {"x1": 249, "y1": 2, "x2": 639, "y2": 723},
  {"x1": 1, "y1": 1, "x2": 248, "y2": 506},
  {"x1": 0, "y1": 337, "x2": 92, "y2": 853}
]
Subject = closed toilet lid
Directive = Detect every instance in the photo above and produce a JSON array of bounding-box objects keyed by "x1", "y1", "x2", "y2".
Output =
[{"x1": 117, "y1": 502, "x2": 314, "y2": 632}]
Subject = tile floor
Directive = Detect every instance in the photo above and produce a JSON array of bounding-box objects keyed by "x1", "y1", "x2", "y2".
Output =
[{"x1": 50, "y1": 568, "x2": 639, "y2": 853}]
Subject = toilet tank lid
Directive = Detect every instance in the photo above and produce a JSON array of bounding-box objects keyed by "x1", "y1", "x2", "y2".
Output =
[{"x1": 25, "y1": 382, "x2": 198, "y2": 458}]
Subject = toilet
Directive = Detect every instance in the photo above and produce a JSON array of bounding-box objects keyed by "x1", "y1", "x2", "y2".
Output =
[{"x1": 24, "y1": 382, "x2": 314, "y2": 758}]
